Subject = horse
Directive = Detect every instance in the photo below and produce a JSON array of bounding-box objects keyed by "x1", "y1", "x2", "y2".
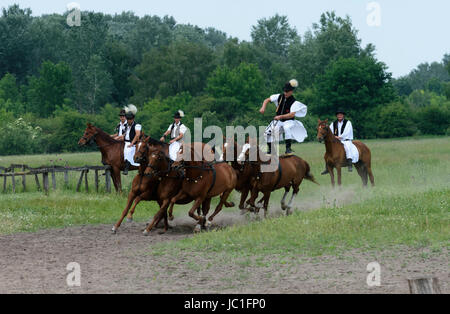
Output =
[
  {"x1": 78, "y1": 123, "x2": 139, "y2": 192},
  {"x1": 316, "y1": 119, "x2": 375, "y2": 187},
  {"x1": 239, "y1": 144, "x2": 319, "y2": 217},
  {"x1": 111, "y1": 136, "x2": 170, "y2": 233},
  {"x1": 155, "y1": 142, "x2": 237, "y2": 233},
  {"x1": 221, "y1": 137, "x2": 257, "y2": 210}
]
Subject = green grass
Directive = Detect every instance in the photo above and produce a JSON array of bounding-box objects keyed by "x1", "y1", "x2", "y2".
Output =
[
  {"x1": 0, "y1": 136, "x2": 449, "y2": 258},
  {"x1": 162, "y1": 188, "x2": 449, "y2": 257}
]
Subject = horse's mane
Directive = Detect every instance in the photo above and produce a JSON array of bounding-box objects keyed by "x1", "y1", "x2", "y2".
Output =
[
  {"x1": 94, "y1": 126, "x2": 122, "y2": 144},
  {"x1": 147, "y1": 137, "x2": 169, "y2": 147}
]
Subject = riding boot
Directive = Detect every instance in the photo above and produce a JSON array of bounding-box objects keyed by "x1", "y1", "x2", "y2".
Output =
[
  {"x1": 321, "y1": 163, "x2": 329, "y2": 175},
  {"x1": 123, "y1": 161, "x2": 131, "y2": 175},
  {"x1": 347, "y1": 159, "x2": 353, "y2": 172},
  {"x1": 285, "y1": 140, "x2": 294, "y2": 155},
  {"x1": 267, "y1": 143, "x2": 272, "y2": 155}
]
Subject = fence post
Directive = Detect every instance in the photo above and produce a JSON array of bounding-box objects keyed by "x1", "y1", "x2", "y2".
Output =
[
  {"x1": 105, "y1": 169, "x2": 111, "y2": 193},
  {"x1": 22, "y1": 165, "x2": 26, "y2": 192},
  {"x1": 2, "y1": 170, "x2": 6, "y2": 193},
  {"x1": 51, "y1": 168, "x2": 56, "y2": 191},
  {"x1": 64, "y1": 170, "x2": 69, "y2": 188},
  {"x1": 84, "y1": 169, "x2": 89, "y2": 192},
  {"x1": 35, "y1": 174, "x2": 41, "y2": 191},
  {"x1": 12, "y1": 167, "x2": 15, "y2": 194},
  {"x1": 408, "y1": 277, "x2": 442, "y2": 294},
  {"x1": 95, "y1": 170, "x2": 99, "y2": 193},
  {"x1": 43, "y1": 172, "x2": 49, "y2": 194},
  {"x1": 76, "y1": 170, "x2": 85, "y2": 192}
]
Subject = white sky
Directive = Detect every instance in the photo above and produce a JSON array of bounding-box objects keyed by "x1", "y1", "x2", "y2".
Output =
[{"x1": 1, "y1": 0, "x2": 449, "y2": 78}]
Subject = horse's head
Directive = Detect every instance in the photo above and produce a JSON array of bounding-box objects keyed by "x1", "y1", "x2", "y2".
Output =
[
  {"x1": 78, "y1": 123, "x2": 98, "y2": 146},
  {"x1": 317, "y1": 119, "x2": 329, "y2": 143},
  {"x1": 144, "y1": 150, "x2": 167, "y2": 177},
  {"x1": 134, "y1": 135, "x2": 149, "y2": 164}
]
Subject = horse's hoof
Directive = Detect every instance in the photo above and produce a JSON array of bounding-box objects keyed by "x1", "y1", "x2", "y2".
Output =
[
  {"x1": 111, "y1": 226, "x2": 117, "y2": 234},
  {"x1": 205, "y1": 221, "x2": 212, "y2": 231},
  {"x1": 158, "y1": 230, "x2": 167, "y2": 235},
  {"x1": 227, "y1": 202, "x2": 235, "y2": 207},
  {"x1": 194, "y1": 225, "x2": 202, "y2": 233},
  {"x1": 143, "y1": 230, "x2": 150, "y2": 236},
  {"x1": 126, "y1": 218, "x2": 133, "y2": 223},
  {"x1": 169, "y1": 215, "x2": 175, "y2": 221}
]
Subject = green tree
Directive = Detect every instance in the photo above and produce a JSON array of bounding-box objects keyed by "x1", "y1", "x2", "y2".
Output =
[
  {"x1": 251, "y1": 14, "x2": 299, "y2": 57},
  {"x1": 315, "y1": 56, "x2": 396, "y2": 138},
  {"x1": 376, "y1": 102, "x2": 417, "y2": 138},
  {"x1": 81, "y1": 55, "x2": 114, "y2": 113},
  {"x1": 0, "y1": 5, "x2": 34, "y2": 82},
  {"x1": 288, "y1": 12, "x2": 363, "y2": 88},
  {"x1": 26, "y1": 61, "x2": 72, "y2": 117},
  {"x1": 131, "y1": 41, "x2": 216, "y2": 102}
]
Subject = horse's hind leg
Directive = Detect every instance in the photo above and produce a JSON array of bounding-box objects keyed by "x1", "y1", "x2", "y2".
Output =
[
  {"x1": 366, "y1": 164, "x2": 375, "y2": 187},
  {"x1": 286, "y1": 183, "x2": 301, "y2": 216},
  {"x1": 355, "y1": 163, "x2": 367, "y2": 187},
  {"x1": 206, "y1": 191, "x2": 232, "y2": 230},
  {"x1": 281, "y1": 187, "x2": 290, "y2": 211}
]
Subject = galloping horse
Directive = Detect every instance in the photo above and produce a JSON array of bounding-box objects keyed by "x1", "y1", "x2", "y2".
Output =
[
  {"x1": 78, "y1": 123, "x2": 139, "y2": 192},
  {"x1": 111, "y1": 136, "x2": 170, "y2": 233},
  {"x1": 221, "y1": 137, "x2": 257, "y2": 210},
  {"x1": 317, "y1": 119, "x2": 375, "y2": 187},
  {"x1": 157, "y1": 143, "x2": 237, "y2": 233},
  {"x1": 239, "y1": 144, "x2": 319, "y2": 217}
]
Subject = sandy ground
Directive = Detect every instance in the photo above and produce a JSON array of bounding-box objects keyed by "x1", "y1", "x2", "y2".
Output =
[{"x1": 0, "y1": 212, "x2": 448, "y2": 294}]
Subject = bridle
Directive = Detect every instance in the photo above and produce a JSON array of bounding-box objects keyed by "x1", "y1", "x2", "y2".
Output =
[{"x1": 145, "y1": 152, "x2": 184, "y2": 180}]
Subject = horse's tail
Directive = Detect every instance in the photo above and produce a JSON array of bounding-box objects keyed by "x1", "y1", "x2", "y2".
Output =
[{"x1": 304, "y1": 161, "x2": 320, "y2": 186}]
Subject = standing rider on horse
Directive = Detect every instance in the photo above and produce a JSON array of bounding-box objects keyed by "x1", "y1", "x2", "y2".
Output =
[
  {"x1": 123, "y1": 105, "x2": 142, "y2": 175},
  {"x1": 259, "y1": 79, "x2": 308, "y2": 155},
  {"x1": 322, "y1": 109, "x2": 358, "y2": 174},
  {"x1": 160, "y1": 110, "x2": 187, "y2": 161}
]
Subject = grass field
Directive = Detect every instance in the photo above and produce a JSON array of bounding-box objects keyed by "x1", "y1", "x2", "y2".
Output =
[{"x1": 0, "y1": 136, "x2": 449, "y2": 257}]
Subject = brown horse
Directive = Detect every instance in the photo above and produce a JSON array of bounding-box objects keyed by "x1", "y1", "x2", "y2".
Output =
[
  {"x1": 317, "y1": 119, "x2": 375, "y2": 187},
  {"x1": 78, "y1": 123, "x2": 139, "y2": 192},
  {"x1": 221, "y1": 137, "x2": 256, "y2": 210},
  {"x1": 241, "y1": 144, "x2": 319, "y2": 217},
  {"x1": 155, "y1": 142, "x2": 237, "y2": 233},
  {"x1": 111, "y1": 136, "x2": 170, "y2": 233}
]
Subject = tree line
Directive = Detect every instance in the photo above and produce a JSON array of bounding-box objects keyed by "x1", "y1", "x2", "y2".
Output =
[{"x1": 0, "y1": 5, "x2": 449, "y2": 156}]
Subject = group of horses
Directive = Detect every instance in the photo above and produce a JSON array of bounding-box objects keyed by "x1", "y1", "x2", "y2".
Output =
[{"x1": 78, "y1": 120, "x2": 374, "y2": 235}]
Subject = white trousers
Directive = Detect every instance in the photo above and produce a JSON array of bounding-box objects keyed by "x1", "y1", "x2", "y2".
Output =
[
  {"x1": 341, "y1": 141, "x2": 359, "y2": 163},
  {"x1": 124, "y1": 144, "x2": 140, "y2": 166},
  {"x1": 265, "y1": 120, "x2": 308, "y2": 143},
  {"x1": 169, "y1": 141, "x2": 182, "y2": 161}
]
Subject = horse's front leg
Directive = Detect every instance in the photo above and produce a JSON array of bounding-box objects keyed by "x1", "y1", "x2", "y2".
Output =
[
  {"x1": 238, "y1": 186, "x2": 250, "y2": 210},
  {"x1": 112, "y1": 191, "x2": 137, "y2": 233},
  {"x1": 328, "y1": 165, "x2": 336, "y2": 187},
  {"x1": 143, "y1": 199, "x2": 170, "y2": 235},
  {"x1": 111, "y1": 166, "x2": 122, "y2": 193},
  {"x1": 188, "y1": 198, "x2": 206, "y2": 233},
  {"x1": 336, "y1": 166, "x2": 342, "y2": 186},
  {"x1": 262, "y1": 191, "x2": 271, "y2": 219}
]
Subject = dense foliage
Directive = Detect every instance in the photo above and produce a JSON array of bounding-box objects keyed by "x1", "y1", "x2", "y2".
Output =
[{"x1": 0, "y1": 4, "x2": 448, "y2": 156}]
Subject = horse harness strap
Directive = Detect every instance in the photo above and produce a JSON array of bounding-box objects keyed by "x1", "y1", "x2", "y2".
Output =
[{"x1": 273, "y1": 161, "x2": 282, "y2": 191}]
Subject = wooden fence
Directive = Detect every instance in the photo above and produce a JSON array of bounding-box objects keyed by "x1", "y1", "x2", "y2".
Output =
[{"x1": 0, "y1": 164, "x2": 112, "y2": 194}]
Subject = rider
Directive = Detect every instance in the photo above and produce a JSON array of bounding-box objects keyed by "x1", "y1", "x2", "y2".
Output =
[
  {"x1": 160, "y1": 110, "x2": 187, "y2": 161},
  {"x1": 260, "y1": 79, "x2": 308, "y2": 155},
  {"x1": 321, "y1": 109, "x2": 357, "y2": 174},
  {"x1": 111, "y1": 109, "x2": 128, "y2": 141},
  {"x1": 123, "y1": 105, "x2": 142, "y2": 175}
]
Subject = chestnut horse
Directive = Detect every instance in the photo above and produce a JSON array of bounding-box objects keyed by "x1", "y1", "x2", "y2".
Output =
[
  {"x1": 154, "y1": 142, "x2": 237, "y2": 233},
  {"x1": 239, "y1": 144, "x2": 319, "y2": 217},
  {"x1": 78, "y1": 123, "x2": 139, "y2": 192},
  {"x1": 221, "y1": 137, "x2": 256, "y2": 210},
  {"x1": 111, "y1": 136, "x2": 170, "y2": 233},
  {"x1": 317, "y1": 119, "x2": 375, "y2": 187}
]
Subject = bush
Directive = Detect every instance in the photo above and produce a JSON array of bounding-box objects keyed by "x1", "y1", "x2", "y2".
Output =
[
  {"x1": 375, "y1": 102, "x2": 417, "y2": 138},
  {"x1": 0, "y1": 118, "x2": 43, "y2": 155}
]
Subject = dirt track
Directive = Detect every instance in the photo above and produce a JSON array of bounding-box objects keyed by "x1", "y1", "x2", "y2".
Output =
[{"x1": 0, "y1": 213, "x2": 448, "y2": 294}]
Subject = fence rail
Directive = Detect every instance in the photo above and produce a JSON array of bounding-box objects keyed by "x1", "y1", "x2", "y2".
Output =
[{"x1": 0, "y1": 164, "x2": 112, "y2": 194}]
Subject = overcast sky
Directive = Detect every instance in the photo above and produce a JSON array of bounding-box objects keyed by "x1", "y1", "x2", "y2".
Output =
[{"x1": 1, "y1": 0, "x2": 449, "y2": 78}]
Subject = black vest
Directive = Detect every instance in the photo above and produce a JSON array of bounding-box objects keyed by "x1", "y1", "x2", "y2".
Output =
[
  {"x1": 276, "y1": 94, "x2": 296, "y2": 122},
  {"x1": 170, "y1": 122, "x2": 183, "y2": 139},
  {"x1": 115, "y1": 122, "x2": 127, "y2": 136},
  {"x1": 125, "y1": 122, "x2": 139, "y2": 142},
  {"x1": 333, "y1": 119, "x2": 349, "y2": 137}
]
